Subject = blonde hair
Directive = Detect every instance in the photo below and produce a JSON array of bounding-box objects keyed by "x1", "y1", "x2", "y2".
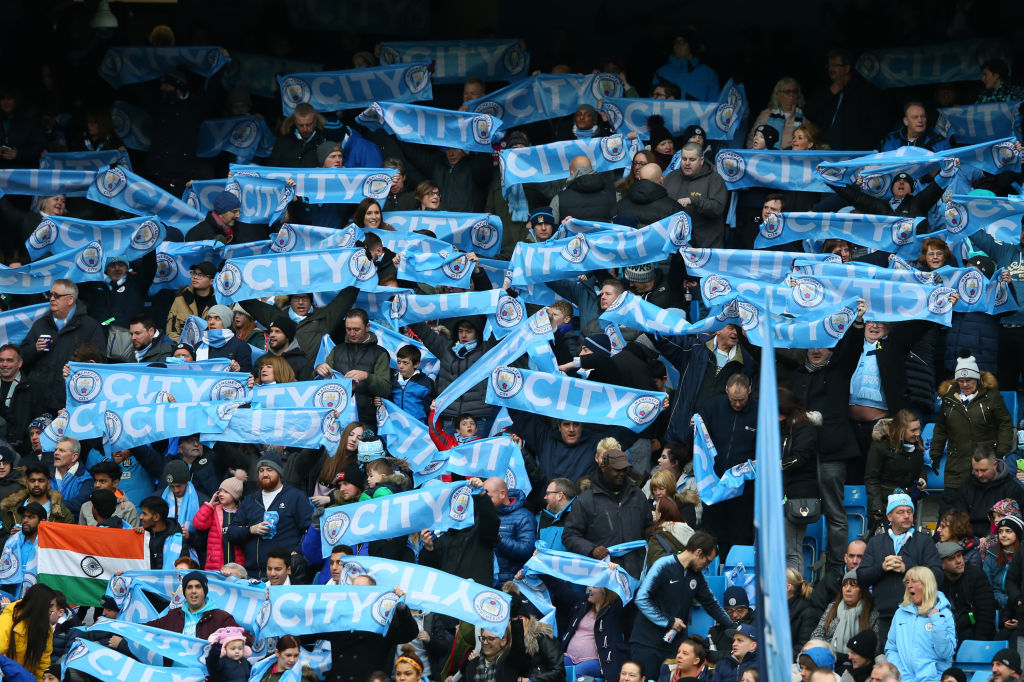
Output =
[
  {"x1": 901, "y1": 565, "x2": 939, "y2": 615},
  {"x1": 768, "y1": 77, "x2": 805, "y2": 110},
  {"x1": 596, "y1": 437, "x2": 622, "y2": 459},
  {"x1": 650, "y1": 469, "x2": 677, "y2": 494},
  {"x1": 786, "y1": 568, "x2": 813, "y2": 600}
]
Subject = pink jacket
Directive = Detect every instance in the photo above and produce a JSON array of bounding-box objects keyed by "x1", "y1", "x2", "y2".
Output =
[{"x1": 191, "y1": 502, "x2": 245, "y2": 570}]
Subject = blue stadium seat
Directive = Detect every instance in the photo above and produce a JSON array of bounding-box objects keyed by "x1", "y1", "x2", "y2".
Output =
[
  {"x1": 688, "y1": 607, "x2": 715, "y2": 638},
  {"x1": 921, "y1": 422, "x2": 945, "y2": 490},
  {"x1": 724, "y1": 545, "x2": 755, "y2": 571},
  {"x1": 803, "y1": 517, "x2": 827, "y2": 555},
  {"x1": 955, "y1": 639, "x2": 1009, "y2": 672},
  {"x1": 704, "y1": 555, "x2": 720, "y2": 577},
  {"x1": 970, "y1": 671, "x2": 991, "y2": 682},
  {"x1": 1002, "y1": 390, "x2": 1019, "y2": 424},
  {"x1": 802, "y1": 545, "x2": 816, "y2": 581},
  {"x1": 705, "y1": 575, "x2": 726, "y2": 602},
  {"x1": 844, "y1": 485, "x2": 868, "y2": 540}
]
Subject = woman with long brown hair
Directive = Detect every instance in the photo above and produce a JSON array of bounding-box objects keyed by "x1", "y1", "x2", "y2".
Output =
[
  {"x1": 810, "y1": 571, "x2": 878, "y2": 653},
  {"x1": 0, "y1": 583, "x2": 56, "y2": 679},
  {"x1": 645, "y1": 495, "x2": 695, "y2": 568},
  {"x1": 351, "y1": 198, "x2": 396, "y2": 231},
  {"x1": 864, "y1": 409, "x2": 925, "y2": 529},
  {"x1": 310, "y1": 421, "x2": 365, "y2": 506}
]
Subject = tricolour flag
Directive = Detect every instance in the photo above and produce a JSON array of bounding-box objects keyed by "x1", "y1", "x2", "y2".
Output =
[{"x1": 37, "y1": 522, "x2": 147, "y2": 606}]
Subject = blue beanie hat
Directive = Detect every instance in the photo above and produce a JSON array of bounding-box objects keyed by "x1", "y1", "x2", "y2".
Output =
[
  {"x1": 886, "y1": 490, "x2": 914, "y2": 515},
  {"x1": 182, "y1": 570, "x2": 208, "y2": 595},
  {"x1": 213, "y1": 191, "x2": 241, "y2": 215}
]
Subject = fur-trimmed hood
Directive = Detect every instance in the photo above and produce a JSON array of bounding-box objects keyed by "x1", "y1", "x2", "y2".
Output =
[{"x1": 521, "y1": 616, "x2": 555, "y2": 655}]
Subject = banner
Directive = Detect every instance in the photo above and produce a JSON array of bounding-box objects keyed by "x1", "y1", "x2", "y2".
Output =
[
  {"x1": 431, "y1": 309, "x2": 554, "y2": 418},
  {"x1": 792, "y1": 259, "x2": 939, "y2": 285},
  {"x1": 337, "y1": 555, "x2": 511, "y2": 632},
  {"x1": 597, "y1": 292, "x2": 708, "y2": 337},
  {"x1": 63, "y1": 638, "x2": 204, "y2": 682},
  {"x1": 936, "y1": 101, "x2": 1023, "y2": 145},
  {"x1": 752, "y1": 317, "x2": 793, "y2": 681},
  {"x1": 715, "y1": 149, "x2": 863, "y2": 191},
  {"x1": 214, "y1": 248, "x2": 375, "y2": 304},
  {"x1": 379, "y1": 39, "x2": 529, "y2": 83},
  {"x1": 523, "y1": 546, "x2": 638, "y2": 605},
  {"x1": 260, "y1": 584, "x2": 401, "y2": 638},
  {"x1": 357, "y1": 101, "x2": 503, "y2": 153},
  {"x1": 485, "y1": 366, "x2": 666, "y2": 432},
  {"x1": 87, "y1": 165, "x2": 205, "y2": 232},
  {"x1": 602, "y1": 79, "x2": 745, "y2": 140},
  {"x1": 944, "y1": 193, "x2": 1024, "y2": 243},
  {"x1": 754, "y1": 212, "x2": 925, "y2": 257},
  {"x1": 278, "y1": 61, "x2": 433, "y2": 115},
  {"x1": 375, "y1": 399, "x2": 439, "y2": 471},
  {"x1": 26, "y1": 214, "x2": 164, "y2": 260},
  {"x1": 0, "y1": 303, "x2": 49, "y2": 346},
  {"x1": 707, "y1": 294, "x2": 862, "y2": 350},
  {"x1": 386, "y1": 288, "x2": 501, "y2": 329},
  {"x1": 0, "y1": 528, "x2": 36, "y2": 598},
  {"x1": 0, "y1": 169, "x2": 94, "y2": 198},
  {"x1": 150, "y1": 241, "x2": 223, "y2": 294},
  {"x1": 99, "y1": 46, "x2": 231, "y2": 88},
  {"x1": 691, "y1": 414, "x2": 756, "y2": 505},
  {"x1": 382, "y1": 211, "x2": 503, "y2": 257},
  {"x1": 319, "y1": 481, "x2": 476, "y2": 553},
  {"x1": 933, "y1": 265, "x2": 1015, "y2": 314},
  {"x1": 414, "y1": 435, "x2": 517, "y2": 487},
  {"x1": 65, "y1": 362, "x2": 251, "y2": 409},
  {"x1": 0, "y1": 241, "x2": 115, "y2": 294},
  {"x1": 464, "y1": 73, "x2": 623, "y2": 128},
  {"x1": 855, "y1": 39, "x2": 1012, "y2": 88},
  {"x1": 100, "y1": 401, "x2": 231, "y2": 454},
  {"x1": 86, "y1": 620, "x2": 208, "y2": 668},
  {"x1": 221, "y1": 52, "x2": 324, "y2": 98},
  {"x1": 215, "y1": 404, "x2": 342, "y2": 451},
  {"x1": 111, "y1": 100, "x2": 153, "y2": 151},
  {"x1": 251, "y1": 378, "x2": 358, "y2": 423},
  {"x1": 679, "y1": 248, "x2": 838, "y2": 280},
  {"x1": 197, "y1": 115, "x2": 275, "y2": 162},
  {"x1": 39, "y1": 150, "x2": 131, "y2": 172},
  {"x1": 232, "y1": 176, "x2": 293, "y2": 226},
  {"x1": 508, "y1": 212, "x2": 689, "y2": 284},
  {"x1": 271, "y1": 223, "x2": 360, "y2": 253},
  {"x1": 397, "y1": 250, "x2": 476, "y2": 289},
  {"x1": 368, "y1": 321, "x2": 439, "y2": 380},
  {"x1": 230, "y1": 164, "x2": 396, "y2": 204},
  {"x1": 783, "y1": 274, "x2": 955, "y2": 325},
  {"x1": 499, "y1": 134, "x2": 636, "y2": 190}
]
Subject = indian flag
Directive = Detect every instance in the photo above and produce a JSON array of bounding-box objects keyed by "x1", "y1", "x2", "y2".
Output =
[{"x1": 37, "y1": 522, "x2": 147, "y2": 606}]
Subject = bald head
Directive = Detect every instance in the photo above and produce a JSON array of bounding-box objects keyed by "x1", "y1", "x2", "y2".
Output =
[
  {"x1": 569, "y1": 156, "x2": 593, "y2": 174},
  {"x1": 639, "y1": 163, "x2": 663, "y2": 184},
  {"x1": 484, "y1": 477, "x2": 509, "y2": 507}
]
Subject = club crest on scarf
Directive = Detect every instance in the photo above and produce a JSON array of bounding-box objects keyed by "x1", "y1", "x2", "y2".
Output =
[
  {"x1": 992, "y1": 141, "x2": 1018, "y2": 168},
  {"x1": 322, "y1": 510, "x2": 351, "y2": 546},
  {"x1": 627, "y1": 396, "x2": 661, "y2": 426},
  {"x1": 216, "y1": 263, "x2": 243, "y2": 297},
  {"x1": 0, "y1": 548, "x2": 19, "y2": 582},
  {"x1": 861, "y1": 174, "x2": 891, "y2": 198},
  {"x1": 528, "y1": 310, "x2": 553, "y2": 334},
  {"x1": 561, "y1": 234, "x2": 589, "y2": 264},
  {"x1": 29, "y1": 219, "x2": 58, "y2": 250},
  {"x1": 701, "y1": 274, "x2": 732, "y2": 300},
  {"x1": 280, "y1": 77, "x2": 311, "y2": 105},
  {"x1": 228, "y1": 119, "x2": 260, "y2": 149},
  {"x1": 503, "y1": 45, "x2": 527, "y2": 74},
  {"x1": 405, "y1": 65, "x2": 431, "y2": 93},
  {"x1": 474, "y1": 592, "x2": 510, "y2": 624},
  {"x1": 69, "y1": 369, "x2": 103, "y2": 403},
  {"x1": 495, "y1": 294, "x2": 524, "y2": 329},
  {"x1": 474, "y1": 100, "x2": 504, "y2": 119},
  {"x1": 372, "y1": 591, "x2": 402, "y2": 626},
  {"x1": 824, "y1": 307, "x2": 857, "y2": 339},
  {"x1": 389, "y1": 293, "x2": 408, "y2": 321},
  {"x1": 133, "y1": 220, "x2": 161, "y2": 250},
  {"x1": 669, "y1": 213, "x2": 692, "y2": 247},
  {"x1": 362, "y1": 173, "x2": 393, "y2": 200},
  {"x1": 209, "y1": 378, "x2": 246, "y2": 401},
  {"x1": 103, "y1": 411, "x2": 123, "y2": 445},
  {"x1": 892, "y1": 219, "x2": 916, "y2": 246},
  {"x1": 816, "y1": 164, "x2": 846, "y2": 183},
  {"x1": 272, "y1": 224, "x2": 298, "y2": 252},
  {"x1": 76, "y1": 241, "x2": 104, "y2": 274},
  {"x1": 349, "y1": 251, "x2": 377, "y2": 281},
  {"x1": 957, "y1": 269, "x2": 985, "y2": 305},
  {"x1": 448, "y1": 484, "x2": 474, "y2": 521},
  {"x1": 716, "y1": 151, "x2": 746, "y2": 182},
  {"x1": 591, "y1": 73, "x2": 623, "y2": 99},
  {"x1": 791, "y1": 277, "x2": 826, "y2": 308},
  {"x1": 97, "y1": 166, "x2": 128, "y2": 198},
  {"x1": 927, "y1": 287, "x2": 957, "y2": 314},
  {"x1": 600, "y1": 135, "x2": 627, "y2": 163},
  {"x1": 491, "y1": 366, "x2": 525, "y2": 399},
  {"x1": 472, "y1": 116, "x2": 494, "y2": 145},
  {"x1": 320, "y1": 412, "x2": 341, "y2": 443},
  {"x1": 760, "y1": 213, "x2": 784, "y2": 240},
  {"x1": 442, "y1": 255, "x2": 471, "y2": 280},
  {"x1": 471, "y1": 218, "x2": 500, "y2": 250},
  {"x1": 313, "y1": 384, "x2": 347, "y2": 410},
  {"x1": 944, "y1": 201, "x2": 969, "y2": 233}
]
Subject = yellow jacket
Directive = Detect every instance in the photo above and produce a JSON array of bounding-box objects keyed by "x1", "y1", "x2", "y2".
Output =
[{"x1": 0, "y1": 600, "x2": 52, "y2": 681}]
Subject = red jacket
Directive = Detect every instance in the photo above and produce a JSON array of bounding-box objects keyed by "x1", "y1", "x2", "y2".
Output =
[{"x1": 191, "y1": 502, "x2": 245, "y2": 570}]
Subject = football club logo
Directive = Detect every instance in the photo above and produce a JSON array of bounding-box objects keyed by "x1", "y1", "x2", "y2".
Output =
[
  {"x1": 29, "y1": 219, "x2": 58, "y2": 250},
  {"x1": 502, "y1": 44, "x2": 527, "y2": 75},
  {"x1": 103, "y1": 411, "x2": 123, "y2": 446},
  {"x1": 229, "y1": 119, "x2": 259, "y2": 149},
  {"x1": 591, "y1": 73, "x2": 622, "y2": 99},
  {"x1": 76, "y1": 241, "x2": 104, "y2": 274},
  {"x1": 404, "y1": 65, "x2": 430, "y2": 93},
  {"x1": 442, "y1": 255, "x2": 471, "y2": 280},
  {"x1": 791, "y1": 277, "x2": 826, "y2": 308},
  {"x1": 474, "y1": 592, "x2": 510, "y2": 623},
  {"x1": 321, "y1": 412, "x2": 341, "y2": 443},
  {"x1": 601, "y1": 102, "x2": 623, "y2": 131},
  {"x1": 362, "y1": 173, "x2": 392, "y2": 200},
  {"x1": 992, "y1": 140, "x2": 1017, "y2": 168},
  {"x1": 389, "y1": 292, "x2": 408, "y2": 321},
  {"x1": 957, "y1": 269, "x2": 984, "y2": 305},
  {"x1": 561, "y1": 234, "x2": 589, "y2": 264},
  {"x1": 322, "y1": 511, "x2": 351, "y2": 545},
  {"x1": 862, "y1": 174, "x2": 891, "y2": 198},
  {"x1": 627, "y1": 396, "x2": 661, "y2": 426},
  {"x1": 280, "y1": 77, "x2": 311, "y2": 106},
  {"x1": 682, "y1": 248, "x2": 712, "y2": 269},
  {"x1": 716, "y1": 151, "x2": 746, "y2": 182},
  {"x1": 816, "y1": 165, "x2": 845, "y2": 183},
  {"x1": 669, "y1": 214, "x2": 692, "y2": 247},
  {"x1": 472, "y1": 101, "x2": 504, "y2": 118},
  {"x1": 529, "y1": 310, "x2": 553, "y2": 334},
  {"x1": 372, "y1": 591, "x2": 402, "y2": 626},
  {"x1": 823, "y1": 306, "x2": 856, "y2": 339},
  {"x1": 760, "y1": 212, "x2": 784, "y2": 240},
  {"x1": 927, "y1": 286, "x2": 957, "y2": 315},
  {"x1": 491, "y1": 366, "x2": 524, "y2": 398},
  {"x1": 209, "y1": 378, "x2": 246, "y2": 401},
  {"x1": 944, "y1": 201, "x2": 968, "y2": 233},
  {"x1": 132, "y1": 220, "x2": 161, "y2": 250},
  {"x1": 701, "y1": 274, "x2": 732, "y2": 300},
  {"x1": 472, "y1": 115, "x2": 493, "y2": 145},
  {"x1": 69, "y1": 369, "x2": 102, "y2": 403},
  {"x1": 471, "y1": 218, "x2": 499, "y2": 250},
  {"x1": 600, "y1": 134, "x2": 627, "y2": 163},
  {"x1": 314, "y1": 384, "x2": 347, "y2": 410},
  {"x1": 217, "y1": 262, "x2": 243, "y2": 297},
  {"x1": 271, "y1": 224, "x2": 297, "y2": 253},
  {"x1": 891, "y1": 218, "x2": 915, "y2": 246},
  {"x1": 448, "y1": 485, "x2": 474, "y2": 521},
  {"x1": 349, "y1": 251, "x2": 377, "y2": 281},
  {"x1": 378, "y1": 46, "x2": 401, "y2": 65},
  {"x1": 495, "y1": 294, "x2": 524, "y2": 329}
]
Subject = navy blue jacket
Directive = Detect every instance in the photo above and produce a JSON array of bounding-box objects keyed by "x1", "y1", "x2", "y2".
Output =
[
  {"x1": 699, "y1": 394, "x2": 759, "y2": 475},
  {"x1": 510, "y1": 410, "x2": 638, "y2": 483},
  {"x1": 562, "y1": 597, "x2": 631, "y2": 682},
  {"x1": 494, "y1": 489, "x2": 536, "y2": 584},
  {"x1": 206, "y1": 335, "x2": 254, "y2": 374},
  {"x1": 225, "y1": 484, "x2": 313, "y2": 579},
  {"x1": 391, "y1": 370, "x2": 435, "y2": 423}
]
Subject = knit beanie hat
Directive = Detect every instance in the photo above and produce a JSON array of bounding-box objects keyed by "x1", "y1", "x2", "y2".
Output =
[
  {"x1": 954, "y1": 353, "x2": 981, "y2": 381},
  {"x1": 624, "y1": 263, "x2": 656, "y2": 283},
  {"x1": 270, "y1": 314, "x2": 297, "y2": 341},
  {"x1": 316, "y1": 141, "x2": 342, "y2": 166},
  {"x1": 998, "y1": 514, "x2": 1024, "y2": 544},
  {"x1": 219, "y1": 476, "x2": 244, "y2": 504},
  {"x1": 754, "y1": 124, "x2": 779, "y2": 150},
  {"x1": 846, "y1": 629, "x2": 877, "y2": 660},
  {"x1": 206, "y1": 305, "x2": 234, "y2": 330},
  {"x1": 582, "y1": 333, "x2": 612, "y2": 357},
  {"x1": 213, "y1": 191, "x2": 241, "y2": 215},
  {"x1": 886, "y1": 490, "x2": 913, "y2": 515},
  {"x1": 182, "y1": 570, "x2": 208, "y2": 595},
  {"x1": 257, "y1": 452, "x2": 285, "y2": 478}
]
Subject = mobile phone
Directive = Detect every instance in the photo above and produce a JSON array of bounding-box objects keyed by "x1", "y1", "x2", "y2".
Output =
[{"x1": 1016, "y1": 459, "x2": 1024, "y2": 472}]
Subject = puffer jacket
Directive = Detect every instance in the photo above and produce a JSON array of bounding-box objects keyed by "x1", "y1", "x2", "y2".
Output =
[
  {"x1": 411, "y1": 319, "x2": 495, "y2": 421},
  {"x1": 983, "y1": 547, "x2": 1014, "y2": 609},
  {"x1": 191, "y1": 501, "x2": 245, "y2": 570},
  {"x1": 904, "y1": 327, "x2": 938, "y2": 411},
  {"x1": 519, "y1": 617, "x2": 563, "y2": 682},
  {"x1": 788, "y1": 595, "x2": 820, "y2": 656},
  {"x1": 612, "y1": 179, "x2": 681, "y2": 226},
  {"x1": 944, "y1": 312, "x2": 1000, "y2": 376},
  {"x1": 663, "y1": 162, "x2": 728, "y2": 248},
  {"x1": 884, "y1": 592, "x2": 956, "y2": 682},
  {"x1": 562, "y1": 598, "x2": 631, "y2": 682},
  {"x1": 931, "y1": 373, "x2": 1015, "y2": 489},
  {"x1": 864, "y1": 419, "x2": 925, "y2": 516},
  {"x1": 494, "y1": 489, "x2": 537, "y2": 584}
]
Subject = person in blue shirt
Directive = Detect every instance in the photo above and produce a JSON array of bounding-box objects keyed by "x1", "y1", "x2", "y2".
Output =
[
  {"x1": 50, "y1": 437, "x2": 91, "y2": 518},
  {"x1": 652, "y1": 31, "x2": 719, "y2": 102},
  {"x1": 390, "y1": 345, "x2": 435, "y2": 423},
  {"x1": 879, "y1": 102, "x2": 950, "y2": 152}
]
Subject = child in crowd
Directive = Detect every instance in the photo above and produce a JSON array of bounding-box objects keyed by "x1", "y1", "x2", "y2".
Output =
[
  {"x1": 391, "y1": 344, "x2": 435, "y2": 422},
  {"x1": 360, "y1": 458, "x2": 407, "y2": 500},
  {"x1": 206, "y1": 626, "x2": 253, "y2": 682},
  {"x1": 428, "y1": 408, "x2": 482, "y2": 450}
]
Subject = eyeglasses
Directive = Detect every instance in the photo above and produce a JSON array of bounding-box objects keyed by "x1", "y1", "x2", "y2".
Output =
[
  {"x1": 480, "y1": 636, "x2": 501, "y2": 643},
  {"x1": 427, "y1": 190, "x2": 441, "y2": 197},
  {"x1": 190, "y1": 272, "x2": 211, "y2": 279},
  {"x1": 632, "y1": 160, "x2": 648, "y2": 167},
  {"x1": 47, "y1": 292, "x2": 72, "y2": 299}
]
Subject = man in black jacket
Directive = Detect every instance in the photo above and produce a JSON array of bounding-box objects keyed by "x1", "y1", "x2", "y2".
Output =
[
  {"x1": 20, "y1": 279, "x2": 105, "y2": 415},
  {"x1": 185, "y1": 191, "x2": 240, "y2": 243},
  {"x1": 940, "y1": 447, "x2": 1024, "y2": 537},
  {"x1": 551, "y1": 157, "x2": 615, "y2": 223},
  {"x1": 938, "y1": 541, "x2": 996, "y2": 643},
  {"x1": 623, "y1": 263, "x2": 682, "y2": 310},
  {"x1": 419, "y1": 478, "x2": 499, "y2": 586},
  {"x1": 614, "y1": 163, "x2": 681, "y2": 225},
  {"x1": 316, "y1": 309, "x2": 390, "y2": 425},
  {"x1": 857, "y1": 491, "x2": 942, "y2": 646},
  {"x1": 262, "y1": 315, "x2": 313, "y2": 381},
  {"x1": 79, "y1": 253, "x2": 157, "y2": 330},
  {"x1": 562, "y1": 449, "x2": 649, "y2": 578},
  {"x1": 0, "y1": 344, "x2": 39, "y2": 455},
  {"x1": 326, "y1": 578, "x2": 418, "y2": 682},
  {"x1": 127, "y1": 315, "x2": 175, "y2": 363},
  {"x1": 826, "y1": 172, "x2": 944, "y2": 220},
  {"x1": 268, "y1": 103, "x2": 328, "y2": 168}
]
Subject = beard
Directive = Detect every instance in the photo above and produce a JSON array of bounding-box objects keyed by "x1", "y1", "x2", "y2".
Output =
[{"x1": 258, "y1": 472, "x2": 281, "y2": 491}]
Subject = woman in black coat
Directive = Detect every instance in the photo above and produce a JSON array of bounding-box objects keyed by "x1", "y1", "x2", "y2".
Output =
[
  {"x1": 787, "y1": 569, "x2": 821, "y2": 656},
  {"x1": 561, "y1": 587, "x2": 631, "y2": 682},
  {"x1": 779, "y1": 388, "x2": 820, "y2": 575}
]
